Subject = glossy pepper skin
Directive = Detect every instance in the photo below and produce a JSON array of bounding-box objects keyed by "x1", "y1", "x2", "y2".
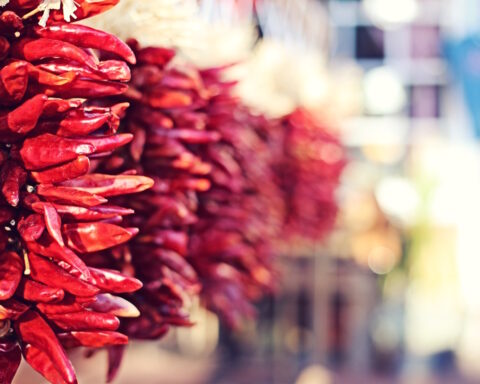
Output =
[{"x1": 0, "y1": 2, "x2": 152, "y2": 384}]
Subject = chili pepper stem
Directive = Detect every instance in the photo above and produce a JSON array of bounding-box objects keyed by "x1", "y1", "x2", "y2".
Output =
[
  {"x1": 0, "y1": 320, "x2": 11, "y2": 338},
  {"x1": 23, "y1": 250, "x2": 31, "y2": 276},
  {"x1": 22, "y1": 7, "x2": 43, "y2": 20}
]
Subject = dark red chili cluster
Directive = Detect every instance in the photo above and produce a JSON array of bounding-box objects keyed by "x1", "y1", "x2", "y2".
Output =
[
  {"x1": 95, "y1": 44, "x2": 283, "y2": 343},
  {"x1": 0, "y1": 2, "x2": 153, "y2": 383},
  {"x1": 93, "y1": 41, "x2": 220, "y2": 344},
  {"x1": 277, "y1": 108, "x2": 346, "y2": 247},
  {"x1": 187, "y1": 67, "x2": 284, "y2": 329}
]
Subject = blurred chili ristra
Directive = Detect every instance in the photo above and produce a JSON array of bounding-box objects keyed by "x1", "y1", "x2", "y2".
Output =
[
  {"x1": 94, "y1": 42, "x2": 283, "y2": 355},
  {"x1": 277, "y1": 108, "x2": 346, "y2": 248},
  {"x1": 0, "y1": 1, "x2": 153, "y2": 383},
  {"x1": 95, "y1": 40, "x2": 282, "y2": 344},
  {"x1": 90, "y1": 41, "x2": 217, "y2": 380},
  {"x1": 188, "y1": 67, "x2": 283, "y2": 329}
]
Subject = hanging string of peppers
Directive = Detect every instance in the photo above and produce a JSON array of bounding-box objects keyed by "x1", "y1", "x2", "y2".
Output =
[
  {"x1": 188, "y1": 66, "x2": 283, "y2": 329},
  {"x1": 92, "y1": 41, "x2": 216, "y2": 345},
  {"x1": 275, "y1": 108, "x2": 347, "y2": 253}
]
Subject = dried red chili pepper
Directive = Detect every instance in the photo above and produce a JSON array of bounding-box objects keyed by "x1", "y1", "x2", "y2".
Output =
[
  {"x1": 34, "y1": 23, "x2": 135, "y2": 63},
  {"x1": 17, "y1": 279, "x2": 65, "y2": 303},
  {"x1": 15, "y1": 310, "x2": 77, "y2": 384},
  {"x1": 0, "y1": 252, "x2": 23, "y2": 300},
  {"x1": 12, "y1": 37, "x2": 99, "y2": 70},
  {"x1": 0, "y1": 2, "x2": 152, "y2": 383},
  {"x1": 57, "y1": 330, "x2": 128, "y2": 349}
]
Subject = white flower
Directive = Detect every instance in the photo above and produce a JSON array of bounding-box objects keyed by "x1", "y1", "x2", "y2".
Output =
[
  {"x1": 38, "y1": 0, "x2": 78, "y2": 27},
  {"x1": 0, "y1": 0, "x2": 78, "y2": 25}
]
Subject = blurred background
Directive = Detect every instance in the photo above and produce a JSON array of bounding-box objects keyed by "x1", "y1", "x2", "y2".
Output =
[{"x1": 15, "y1": 0, "x2": 480, "y2": 383}]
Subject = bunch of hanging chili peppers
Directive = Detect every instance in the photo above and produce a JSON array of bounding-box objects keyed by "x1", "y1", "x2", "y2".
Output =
[
  {"x1": 0, "y1": 1, "x2": 154, "y2": 383},
  {"x1": 91, "y1": 41, "x2": 218, "y2": 348},
  {"x1": 276, "y1": 108, "x2": 346, "y2": 248},
  {"x1": 93, "y1": 45, "x2": 283, "y2": 343},
  {"x1": 188, "y1": 67, "x2": 283, "y2": 329}
]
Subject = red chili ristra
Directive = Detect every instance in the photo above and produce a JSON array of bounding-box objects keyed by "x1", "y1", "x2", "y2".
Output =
[
  {"x1": 0, "y1": 2, "x2": 152, "y2": 384},
  {"x1": 88, "y1": 41, "x2": 284, "y2": 380},
  {"x1": 87, "y1": 43, "x2": 214, "y2": 378},
  {"x1": 187, "y1": 67, "x2": 283, "y2": 329},
  {"x1": 276, "y1": 108, "x2": 346, "y2": 248}
]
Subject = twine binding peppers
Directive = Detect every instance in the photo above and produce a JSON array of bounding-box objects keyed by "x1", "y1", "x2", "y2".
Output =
[{"x1": 0, "y1": 1, "x2": 153, "y2": 383}]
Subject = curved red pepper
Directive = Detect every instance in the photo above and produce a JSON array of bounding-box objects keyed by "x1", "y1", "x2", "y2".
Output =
[
  {"x1": 26, "y1": 236, "x2": 90, "y2": 280},
  {"x1": 88, "y1": 267, "x2": 142, "y2": 294},
  {"x1": 39, "y1": 202, "x2": 64, "y2": 247},
  {"x1": 47, "y1": 311, "x2": 120, "y2": 332},
  {"x1": 76, "y1": 134, "x2": 133, "y2": 154},
  {"x1": 0, "y1": 252, "x2": 23, "y2": 300},
  {"x1": 20, "y1": 133, "x2": 95, "y2": 171},
  {"x1": 51, "y1": 204, "x2": 134, "y2": 222},
  {"x1": 63, "y1": 222, "x2": 138, "y2": 253},
  {"x1": 17, "y1": 279, "x2": 65, "y2": 303},
  {"x1": 34, "y1": 23, "x2": 136, "y2": 64},
  {"x1": 88, "y1": 293, "x2": 139, "y2": 318},
  {"x1": 37, "y1": 185, "x2": 107, "y2": 207},
  {"x1": 31, "y1": 156, "x2": 90, "y2": 184},
  {"x1": 15, "y1": 310, "x2": 77, "y2": 384},
  {"x1": 44, "y1": 78, "x2": 128, "y2": 99},
  {"x1": 12, "y1": 38, "x2": 98, "y2": 70},
  {"x1": 58, "y1": 331, "x2": 128, "y2": 349},
  {"x1": 28, "y1": 252, "x2": 99, "y2": 297},
  {"x1": 60, "y1": 173, "x2": 154, "y2": 197},
  {"x1": 23, "y1": 343, "x2": 73, "y2": 384},
  {"x1": 107, "y1": 345, "x2": 125, "y2": 383},
  {"x1": 3, "y1": 94, "x2": 47, "y2": 135},
  {"x1": 36, "y1": 297, "x2": 83, "y2": 315}
]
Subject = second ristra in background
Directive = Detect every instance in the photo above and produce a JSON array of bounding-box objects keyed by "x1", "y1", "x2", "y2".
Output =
[
  {"x1": 85, "y1": 0, "x2": 282, "y2": 349},
  {"x1": 90, "y1": 42, "x2": 282, "y2": 346}
]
